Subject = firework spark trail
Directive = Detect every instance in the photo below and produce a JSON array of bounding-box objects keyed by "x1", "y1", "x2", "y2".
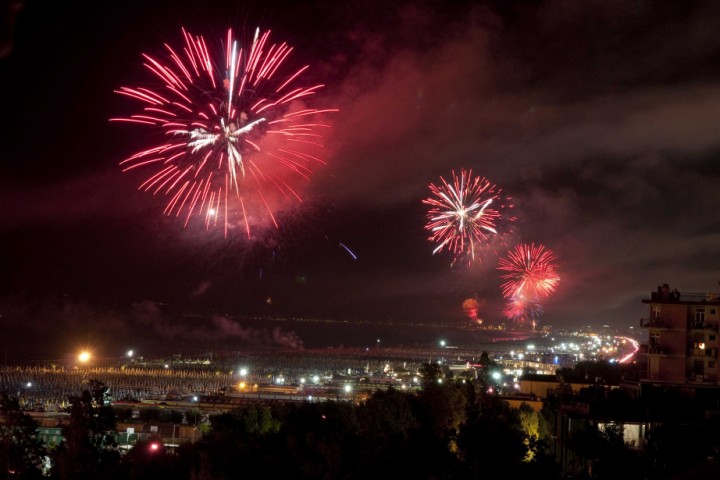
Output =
[
  {"x1": 339, "y1": 242, "x2": 357, "y2": 260},
  {"x1": 497, "y1": 243, "x2": 559, "y2": 300},
  {"x1": 422, "y1": 169, "x2": 514, "y2": 266},
  {"x1": 111, "y1": 27, "x2": 337, "y2": 236}
]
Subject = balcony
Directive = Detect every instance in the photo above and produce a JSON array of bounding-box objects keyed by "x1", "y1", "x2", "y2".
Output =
[
  {"x1": 647, "y1": 345, "x2": 669, "y2": 355},
  {"x1": 688, "y1": 348, "x2": 706, "y2": 357},
  {"x1": 640, "y1": 318, "x2": 667, "y2": 329},
  {"x1": 688, "y1": 374, "x2": 718, "y2": 383},
  {"x1": 688, "y1": 322, "x2": 719, "y2": 332}
]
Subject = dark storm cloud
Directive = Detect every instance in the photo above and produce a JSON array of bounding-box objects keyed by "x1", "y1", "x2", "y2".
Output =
[
  {"x1": 313, "y1": 0, "x2": 720, "y2": 327},
  {"x1": 325, "y1": 1, "x2": 720, "y2": 201},
  {"x1": 0, "y1": 167, "x2": 141, "y2": 229}
]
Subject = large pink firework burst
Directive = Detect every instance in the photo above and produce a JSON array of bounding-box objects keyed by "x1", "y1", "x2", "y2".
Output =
[
  {"x1": 497, "y1": 243, "x2": 560, "y2": 300},
  {"x1": 422, "y1": 169, "x2": 514, "y2": 265},
  {"x1": 111, "y1": 27, "x2": 337, "y2": 237}
]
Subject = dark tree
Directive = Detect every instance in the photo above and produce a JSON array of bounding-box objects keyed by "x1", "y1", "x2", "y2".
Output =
[
  {"x1": 208, "y1": 404, "x2": 280, "y2": 436},
  {"x1": 643, "y1": 420, "x2": 720, "y2": 479},
  {"x1": 458, "y1": 393, "x2": 529, "y2": 479},
  {"x1": 418, "y1": 362, "x2": 443, "y2": 386},
  {"x1": 0, "y1": 393, "x2": 47, "y2": 479},
  {"x1": 50, "y1": 380, "x2": 120, "y2": 480}
]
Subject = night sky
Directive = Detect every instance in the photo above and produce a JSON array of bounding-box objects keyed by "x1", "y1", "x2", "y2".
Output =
[{"x1": 2, "y1": 0, "x2": 720, "y2": 360}]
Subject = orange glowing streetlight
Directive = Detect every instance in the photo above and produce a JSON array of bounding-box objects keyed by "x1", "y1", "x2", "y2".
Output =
[{"x1": 78, "y1": 351, "x2": 91, "y2": 363}]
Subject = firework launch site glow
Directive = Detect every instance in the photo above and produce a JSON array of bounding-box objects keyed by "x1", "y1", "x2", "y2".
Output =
[
  {"x1": 111, "y1": 27, "x2": 337, "y2": 237},
  {"x1": 423, "y1": 169, "x2": 514, "y2": 266}
]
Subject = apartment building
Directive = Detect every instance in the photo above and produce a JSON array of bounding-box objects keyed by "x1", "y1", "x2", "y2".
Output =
[{"x1": 641, "y1": 283, "x2": 720, "y2": 384}]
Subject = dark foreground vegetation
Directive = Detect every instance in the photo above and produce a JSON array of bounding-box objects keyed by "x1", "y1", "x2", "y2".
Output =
[{"x1": 2, "y1": 361, "x2": 720, "y2": 479}]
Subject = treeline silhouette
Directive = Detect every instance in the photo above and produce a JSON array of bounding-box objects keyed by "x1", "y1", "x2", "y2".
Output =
[{"x1": 2, "y1": 361, "x2": 719, "y2": 479}]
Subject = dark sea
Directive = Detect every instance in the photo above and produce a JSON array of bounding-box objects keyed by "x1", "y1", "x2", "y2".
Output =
[
  {"x1": 5, "y1": 316, "x2": 553, "y2": 365},
  {"x1": 145, "y1": 316, "x2": 546, "y2": 359}
]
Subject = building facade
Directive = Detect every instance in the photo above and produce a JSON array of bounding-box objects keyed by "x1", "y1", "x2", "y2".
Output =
[{"x1": 641, "y1": 283, "x2": 720, "y2": 384}]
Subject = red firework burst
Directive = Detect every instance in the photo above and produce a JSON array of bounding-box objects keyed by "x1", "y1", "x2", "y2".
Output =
[
  {"x1": 503, "y1": 295, "x2": 544, "y2": 324},
  {"x1": 111, "y1": 27, "x2": 337, "y2": 237},
  {"x1": 497, "y1": 243, "x2": 559, "y2": 299},
  {"x1": 422, "y1": 169, "x2": 514, "y2": 265}
]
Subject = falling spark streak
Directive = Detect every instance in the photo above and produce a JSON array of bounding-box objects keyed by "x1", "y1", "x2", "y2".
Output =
[
  {"x1": 112, "y1": 27, "x2": 337, "y2": 236},
  {"x1": 339, "y1": 242, "x2": 357, "y2": 260},
  {"x1": 423, "y1": 169, "x2": 514, "y2": 266}
]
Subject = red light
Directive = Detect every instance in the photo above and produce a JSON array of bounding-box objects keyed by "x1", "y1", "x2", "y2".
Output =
[{"x1": 149, "y1": 442, "x2": 159, "y2": 451}]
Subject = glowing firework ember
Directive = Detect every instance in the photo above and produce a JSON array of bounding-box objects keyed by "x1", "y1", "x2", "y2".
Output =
[
  {"x1": 497, "y1": 243, "x2": 559, "y2": 300},
  {"x1": 462, "y1": 297, "x2": 482, "y2": 324},
  {"x1": 423, "y1": 169, "x2": 514, "y2": 265},
  {"x1": 111, "y1": 27, "x2": 336, "y2": 236}
]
